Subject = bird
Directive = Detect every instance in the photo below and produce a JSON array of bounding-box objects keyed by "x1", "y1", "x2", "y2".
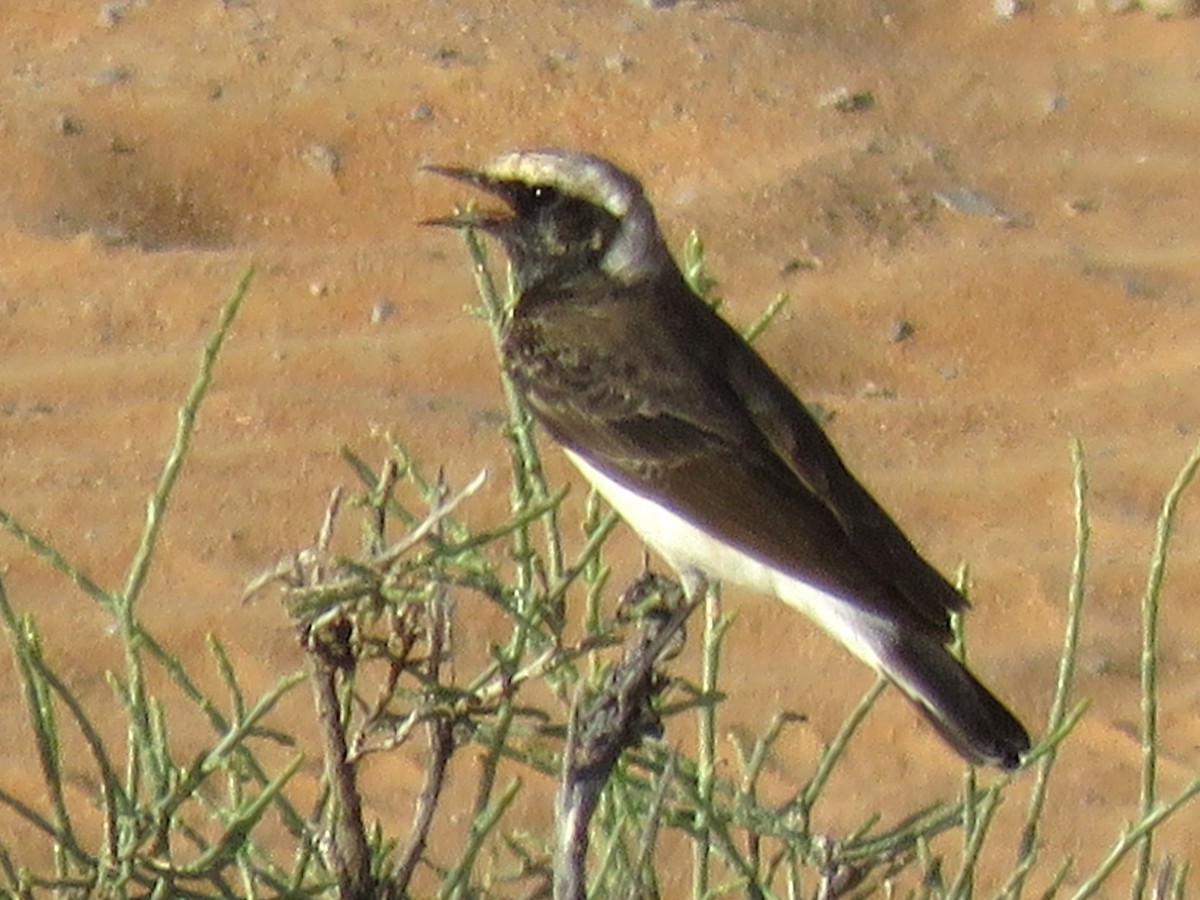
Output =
[{"x1": 424, "y1": 148, "x2": 1031, "y2": 770}]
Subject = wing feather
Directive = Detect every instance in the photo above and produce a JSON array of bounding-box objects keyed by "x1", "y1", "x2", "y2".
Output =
[{"x1": 505, "y1": 272, "x2": 963, "y2": 639}]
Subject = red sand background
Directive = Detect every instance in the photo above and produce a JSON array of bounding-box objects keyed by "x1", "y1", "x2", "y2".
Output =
[{"x1": 2, "y1": 0, "x2": 1199, "y2": 892}]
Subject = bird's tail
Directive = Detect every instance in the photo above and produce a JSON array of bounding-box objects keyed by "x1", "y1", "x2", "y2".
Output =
[{"x1": 879, "y1": 637, "x2": 1031, "y2": 770}]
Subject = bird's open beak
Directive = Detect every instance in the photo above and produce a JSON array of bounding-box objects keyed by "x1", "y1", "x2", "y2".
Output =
[{"x1": 420, "y1": 164, "x2": 512, "y2": 231}]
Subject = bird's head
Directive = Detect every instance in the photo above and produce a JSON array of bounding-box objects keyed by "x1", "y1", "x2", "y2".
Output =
[{"x1": 424, "y1": 148, "x2": 673, "y2": 295}]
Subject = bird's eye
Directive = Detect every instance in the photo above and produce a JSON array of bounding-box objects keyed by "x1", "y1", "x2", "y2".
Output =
[{"x1": 515, "y1": 184, "x2": 560, "y2": 215}]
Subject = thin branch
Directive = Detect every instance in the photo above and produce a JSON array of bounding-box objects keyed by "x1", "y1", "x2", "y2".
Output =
[
  {"x1": 392, "y1": 509, "x2": 457, "y2": 896},
  {"x1": 554, "y1": 590, "x2": 701, "y2": 900},
  {"x1": 1132, "y1": 438, "x2": 1200, "y2": 898},
  {"x1": 308, "y1": 632, "x2": 375, "y2": 899},
  {"x1": 1006, "y1": 439, "x2": 1090, "y2": 900}
]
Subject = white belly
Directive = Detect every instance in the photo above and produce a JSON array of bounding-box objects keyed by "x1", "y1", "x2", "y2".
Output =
[{"x1": 564, "y1": 449, "x2": 890, "y2": 670}]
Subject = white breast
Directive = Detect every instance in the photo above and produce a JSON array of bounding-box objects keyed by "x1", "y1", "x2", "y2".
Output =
[{"x1": 563, "y1": 448, "x2": 891, "y2": 671}]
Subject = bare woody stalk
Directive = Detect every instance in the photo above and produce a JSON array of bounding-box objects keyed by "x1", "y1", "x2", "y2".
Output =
[
  {"x1": 304, "y1": 486, "x2": 375, "y2": 899},
  {"x1": 554, "y1": 585, "x2": 699, "y2": 900},
  {"x1": 309, "y1": 633, "x2": 375, "y2": 899},
  {"x1": 391, "y1": 477, "x2": 456, "y2": 897}
]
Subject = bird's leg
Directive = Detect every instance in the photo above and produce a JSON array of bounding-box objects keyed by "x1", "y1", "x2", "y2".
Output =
[
  {"x1": 680, "y1": 566, "x2": 721, "y2": 619},
  {"x1": 679, "y1": 566, "x2": 708, "y2": 602}
]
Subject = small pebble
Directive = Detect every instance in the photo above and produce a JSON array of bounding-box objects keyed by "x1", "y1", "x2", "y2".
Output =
[
  {"x1": 410, "y1": 101, "x2": 435, "y2": 121},
  {"x1": 309, "y1": 281, "x2": 328, "y2": 298},
  {"x1": 993, "y1": 0, "x2": 1026, "y2": 18},
  {"x1": 817, "y1": 87, "x2": 875, "y2": 113},
  {"x1": 98, "y1": 2, "x2": 126, "y2": 27},
  {"x1": 56, "y1": 114, "x2": 84, "y2": 136},
  {"x1": 858, "y1": 381, "x2": 895, "y2": 399},
  {"x1": 890, "y1": 319, "x2": 915, "y2": 343},
  {"x1": 1064, "y1": 196, "x2": 1099, "y2": 215},
  {"x1": 779, "y1": 257, "x2": 820, "y2": 276},
  {"x1": 427, "y1": 45, "x2": 461, "y2": 66},
  {"x1": 934, "y1": 185, "x2": 1019, "y2": 224},
  {"x1": 92, "y1": 65, "x2": 134, "y2": 86},
  {"x1": 604, "y1": 53, "x2": 634, "y2": 73},
  {"x1": 542, "y1": 46, "x2": 580, "y2": 71},
  {"x1": 370, "y1": 300, "x2": 396, "y2": 324},
  {"x1": 301, "y1": 143, "x2": 340, "y2": 177},
  {"x1": 1121, "y1": 274, "x2": 1165, "y2": 300},
  {"x1": 1041, "y1": 92, "x2": 1066, "y2": 115}
]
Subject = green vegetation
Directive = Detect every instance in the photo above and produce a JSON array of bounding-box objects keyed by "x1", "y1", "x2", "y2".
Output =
[{"x1": 1, "y1": 244, "x2": 1198, "y2": 898}]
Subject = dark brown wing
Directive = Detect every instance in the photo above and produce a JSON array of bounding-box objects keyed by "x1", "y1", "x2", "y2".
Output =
[
  {"x1": 710, "y1": 302, "x2": 970, "y2": 627},
  {"x1": 504, "y1": 270, "x2": 963, "y2": 640}
]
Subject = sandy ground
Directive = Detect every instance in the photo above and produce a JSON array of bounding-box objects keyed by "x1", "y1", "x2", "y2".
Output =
[{"x1": 2, "y1": 0, "x2": 1199, "y2": 893}]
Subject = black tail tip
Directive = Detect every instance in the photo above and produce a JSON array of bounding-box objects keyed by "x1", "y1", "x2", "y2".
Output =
[
  {"x1": 883, "y1": 639, "x2": 1033, "y2": 771},
  {"x1": 915, "y1": 701, "x2": 1031, "y2": 770},
  {"x1": 918, "y1": 689, "x2": 1032, "y2": 771},
  {"x1": 985, "y1": 730, "x2": 1032, "y2": 771}
]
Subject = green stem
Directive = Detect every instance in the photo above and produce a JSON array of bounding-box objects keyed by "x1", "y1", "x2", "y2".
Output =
[
  {"x1": 693, "y1": 584, "x2": 723, "y2": 900},
  {"x1": 1072, "y1": 775, "x2": 1200, "y2": 900},
  {"x1": 119, "y1": 269, "x2": 254, "y2": 799},
  {"x1": 1132, "y1": 438, "x2": 1200, "y2": 898},
  {"x1": 1008, "y1": 439, "x2": 1090, "y2": 900}
]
